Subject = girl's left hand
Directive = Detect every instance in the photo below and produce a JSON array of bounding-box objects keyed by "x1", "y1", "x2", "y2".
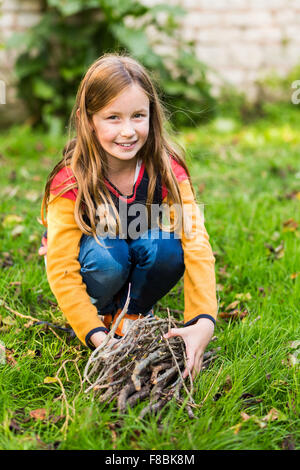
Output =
[{"x1": 163, "y1": 317, "x2": 215, "y2": 381}]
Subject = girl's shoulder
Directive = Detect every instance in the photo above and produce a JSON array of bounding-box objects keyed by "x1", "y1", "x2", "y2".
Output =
[
  {"x1": 161, "y1": 155, "x2": 189, "y2": 200},
  {"x1": 169, "y1": 155, "x2": 189, "y2": 183},
  {"x1": 50, "y1": 166, "x2": 78, "y2": 201}
]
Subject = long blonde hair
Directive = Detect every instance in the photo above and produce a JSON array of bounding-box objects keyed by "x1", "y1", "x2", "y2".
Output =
[{"x1": 41, "y1": 53, "x2": 194, "y2": 242}]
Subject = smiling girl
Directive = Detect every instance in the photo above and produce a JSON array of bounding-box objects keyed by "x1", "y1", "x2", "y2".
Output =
[{"x1": 39, "y1": 53, "x2": 218, "y2": 380}]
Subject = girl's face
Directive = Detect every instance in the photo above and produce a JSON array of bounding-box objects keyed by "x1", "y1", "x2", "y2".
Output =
[{"x1": 92, "y1": 83, "x2": 150, "y2": 165}]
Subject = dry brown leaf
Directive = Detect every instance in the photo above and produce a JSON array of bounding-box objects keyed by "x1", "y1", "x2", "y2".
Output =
[
  {"x1": 283, "y1": 218, "x2": 298, "y2": 232},
  {"x1": 225, "y1": 300, "x2": 240, "y2": 311},
  {"x1": 262, "y1": 408, "x2": 280, "y2": 422},
  {"x1": 218, "y1": 309, "x2": 248, "y2": 320},
  {"x1": 30, "y1": 409, "x2": 47, "y2": 421},
  {"x1": 240, "y1": 411, "x2": 251, "y2": 421},
  {"x1": 6, "y1": 349, "x2": 17, "y2": 367}
]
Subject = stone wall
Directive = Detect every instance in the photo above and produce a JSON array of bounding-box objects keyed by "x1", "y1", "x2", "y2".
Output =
[
  {"x1": 1, "y1": 0, "x2": 300, "y2": 125},
  {"x1": 0, "y1": 0, "x2": 44, "y2": 126},
  {"x1": 178, "y1": 0, "x2": 300, "y2": 99}
]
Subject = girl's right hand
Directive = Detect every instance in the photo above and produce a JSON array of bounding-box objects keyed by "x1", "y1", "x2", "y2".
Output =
[{"x1": 90, "y1": 330, "x2": 119, "y2": 348}]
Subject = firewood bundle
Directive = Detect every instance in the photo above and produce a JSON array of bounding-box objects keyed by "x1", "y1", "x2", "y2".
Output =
[{"x1": 83, "y1": 286, "x2": 217, "y2": 418}]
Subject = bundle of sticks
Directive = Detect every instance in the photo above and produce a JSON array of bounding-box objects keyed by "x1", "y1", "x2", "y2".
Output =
[{"x1": 83, "y1": 285, "x2": 218, "y2": 418}]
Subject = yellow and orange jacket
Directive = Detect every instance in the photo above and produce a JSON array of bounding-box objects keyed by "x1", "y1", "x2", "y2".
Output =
[{"x1": 43, "y1": 157, "x2": 218, "y2": 347}]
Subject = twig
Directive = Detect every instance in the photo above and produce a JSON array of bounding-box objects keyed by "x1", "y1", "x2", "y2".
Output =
[{"x1": 0, "y1": 298, "x2": 41, "y2": 323}]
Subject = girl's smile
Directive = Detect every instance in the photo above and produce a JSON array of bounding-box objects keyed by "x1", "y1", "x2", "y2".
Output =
[{"x1": 91, "y1": 83, "x2": 150, "y2": 170}]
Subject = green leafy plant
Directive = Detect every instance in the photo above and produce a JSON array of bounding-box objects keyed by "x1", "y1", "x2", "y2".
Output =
[{"x1": 7, "y1": 0, "x2": 216, "y2": 133}]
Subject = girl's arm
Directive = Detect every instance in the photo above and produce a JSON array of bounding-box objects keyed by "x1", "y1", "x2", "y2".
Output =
[
  {"x1": 162, "y1": 178, "x2": 218, "y2": 379},
  {"x1": 163, "y1": 178, "x2": 218, "y2": 326},
  {"x1": 46, "y1": 194, "x2": 109, "y2": 348}
]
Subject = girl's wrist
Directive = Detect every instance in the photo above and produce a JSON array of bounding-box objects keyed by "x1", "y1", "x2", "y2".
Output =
[{"x1": 195, "y1": 317, "x2": 215, "y2": 332}]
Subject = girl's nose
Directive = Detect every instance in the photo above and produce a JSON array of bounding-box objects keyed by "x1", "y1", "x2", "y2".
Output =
[{"x1": 120, "y1": 124, "x2": 135, "y2": 138}]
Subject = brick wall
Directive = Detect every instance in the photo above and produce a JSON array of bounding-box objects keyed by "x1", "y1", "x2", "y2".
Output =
[{"x1": 1, "y1": 0, "x2": 300, "y2": 125}]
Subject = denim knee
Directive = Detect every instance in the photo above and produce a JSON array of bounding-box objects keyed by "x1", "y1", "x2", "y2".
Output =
[
  {"x1": 78, "y1": 234, "x2": 131, "y2": 301},
  {"x1": 130, "y1": 229, "x2": 185, "y2": 277}
]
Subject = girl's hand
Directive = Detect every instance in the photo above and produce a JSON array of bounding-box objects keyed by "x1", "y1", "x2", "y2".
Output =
[
  {"x1": 38, "y1": 236, "x2": 48, "y2": 256},
  {"x1": 163, "y1": 317, "x2": 215, "y2": 381},
  {"x1": 90, "y1": 330, "x2": 119, "y2": 349}
]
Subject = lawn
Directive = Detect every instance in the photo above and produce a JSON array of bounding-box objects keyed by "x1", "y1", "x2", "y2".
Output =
[{"x1": 0, "y1": 102, "x2": 299, "y2": 450}]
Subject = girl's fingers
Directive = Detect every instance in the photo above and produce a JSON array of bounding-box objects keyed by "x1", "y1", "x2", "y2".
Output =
[
  {"x1": 182, "y1": 353, "x2": 194, "y2": 379},
  {"x1": 163, "y1": 328, "x2": 182, "y2": 339},
  {"x1": 38, "y1": 246, "x2": 47, "y2": 256}
]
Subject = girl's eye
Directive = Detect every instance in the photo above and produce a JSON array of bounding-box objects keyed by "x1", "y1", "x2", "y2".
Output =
[
  {"x1": 134, "y1": 113, "x2": 145, "y2": 118},
  {"x1": 108, "y1": 115, "x2": 118, "y2": 120}
]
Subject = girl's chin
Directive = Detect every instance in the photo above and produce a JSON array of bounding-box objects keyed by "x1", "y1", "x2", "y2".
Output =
[{"x1": 106, "y1": 151, "x2": 138, "y2": 161}]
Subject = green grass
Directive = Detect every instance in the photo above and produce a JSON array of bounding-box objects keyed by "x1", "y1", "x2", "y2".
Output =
[{"x1": 0, "y1": 102, "x2": 299, "y2": 450}]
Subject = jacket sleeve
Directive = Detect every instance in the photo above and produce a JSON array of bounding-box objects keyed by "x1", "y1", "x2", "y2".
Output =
[
  {"x1": 46, "y1": 194, "x2": 108, "y2": 348},
  {"x1": 163, "y1": 179, "x2": 218, "y2": 326}
]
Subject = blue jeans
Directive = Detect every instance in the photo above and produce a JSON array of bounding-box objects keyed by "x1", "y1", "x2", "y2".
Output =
[{"x1": 78, "y1": 228, "x2": 185, "y2": 317}]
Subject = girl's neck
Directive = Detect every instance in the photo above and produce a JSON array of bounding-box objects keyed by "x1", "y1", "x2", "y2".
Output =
[{"x1": 106, "y1": 155, "x2": 138, "y2": 179}]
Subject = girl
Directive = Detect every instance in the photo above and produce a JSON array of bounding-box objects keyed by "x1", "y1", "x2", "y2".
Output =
[{"x1": 39, "y1": 53, "x2": 218, "y2": 380}]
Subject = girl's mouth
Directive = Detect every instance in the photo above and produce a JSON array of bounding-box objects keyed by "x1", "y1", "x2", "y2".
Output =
[{"x1": 115, "y1": 140, "x2": 137, "y2": 150}]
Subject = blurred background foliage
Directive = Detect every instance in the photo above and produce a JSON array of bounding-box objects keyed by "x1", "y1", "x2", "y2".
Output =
[{"x1": 6, "y1": 0, "x2": 217, "y2": 134}]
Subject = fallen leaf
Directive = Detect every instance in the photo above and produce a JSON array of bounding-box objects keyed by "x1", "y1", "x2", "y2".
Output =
[
  {"x1": 218, "y1": 265, "x2": 230, "y2": 278},
  {"x1": 265, "y1": 241, "x2": 285, "y2": 260},
  {"x1": 225, "y1": 300, "x2": 240, "y2": 311},
  {"x1": 240, "y1": 411, "x2": 251, "y2": 421},
  {"x1": 218, "y1": 309, "x2": 248, "y2": 320},
  {"x1": 1, "y1": 186, "x2": 19, "y2": 198},
  {"x1": 25, "y1": 350, "x2": 36, "y2": 358},
  {"x1": 235, "y1": 292, "x2": 252, "y2": 301},
  {"x1": 287, "y1": 340, "x2": 300, "y2": 366},
  {"x1": 290, "y1": 273, "x2": 299, "y2": 279},
  {"x1": 1, "y1": 252, "x2": 14, "y2": 268},
  {"x1": 25, "y1": 190, "x2": 39, "y2": 202},
  {"x1": 11, "y1": 225, "x2": 25, "y2": 238},
  {"x1": 2, "y1": 215, "x2": 23, "y2": 228},
  {"x1": 30, "y1": 409, "x2": 47, "y2": 421},
  {"x1": 281, "y1": 435, "x2": 296, "y2": 450},
  {"x1": 216, "y1": 283, "x2": 224, "y2": 292},
  {"x1": 262, "y1": 408, "x2": 278, "y2": 422},
  {"x1": 6, "y1": 349, "x2": 17, "y2": 367},
  {"x1": 282, "y1": 218, "x2": 298, "y2": 232},
  {"x1": 1, "y1": 316, "x2": 16, "y2": 326},
  {"x1": 44, "y1": 376, "x2": 58, "y2": 384}
]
